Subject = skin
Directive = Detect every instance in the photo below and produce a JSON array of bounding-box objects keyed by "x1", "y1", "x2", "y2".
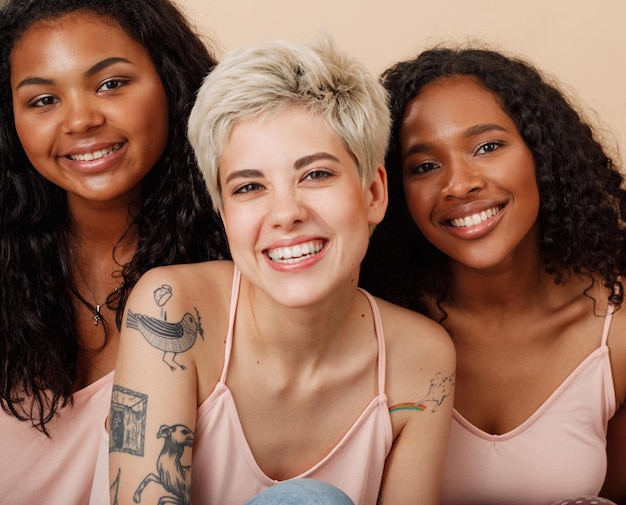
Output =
[
  {"x1": 9, "y1": 12, "x2": 169, "y2": 386},
  {"x1": 401, "y1": 76, "x2": 540, "y2": 275},
  {"x1": 398, "y1": 76, "x2": 626, "y2": 500},
  {"x1": 219, "y1": 108, "x2": 377, "y2": 310},
  {"x1": 110, "y1": 107, "x2": 456, "y2": 505},
  {"x1": 11, "y1": 12, "x2": 169, "y2": 210}
]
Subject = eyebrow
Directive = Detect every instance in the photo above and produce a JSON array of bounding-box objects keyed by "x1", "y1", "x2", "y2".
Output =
[
  {"x1": 402, "y1": 123, "x2": 507, "y2": 160},
  {"x1": 293, "y1": 152, "x2": 340, "y2": 170},
  {"x1": 225, "y1": 168, "x2": 263, "y2": 185},
  {"x1": 15, "y1": 57, "x2": 132, "y2": 90},
  {"x1": 464, "y1": 123, "x2": 507, "y2": 137},
  {"x1": 86, "y1": 57, "x2": 131, "y2": 77},
  {"x1": 224, "y1": 152, "x2": 341, "y2": 184}
]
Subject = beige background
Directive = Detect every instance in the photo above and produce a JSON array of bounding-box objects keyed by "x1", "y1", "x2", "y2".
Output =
[
  {"x1": 180, "y1": 0, "x2": 626, "y2": 160},
  {"x1": 2, "y1": 0, "x2": 622, "y2": 157}
]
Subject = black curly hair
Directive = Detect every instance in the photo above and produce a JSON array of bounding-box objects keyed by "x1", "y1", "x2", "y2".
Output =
[
  {"x1": 0, "y1": 0, "x2": 230, "y2": 432},
  {"x1": 360, "y1": 46, "x2": 626, "y2": 319}
]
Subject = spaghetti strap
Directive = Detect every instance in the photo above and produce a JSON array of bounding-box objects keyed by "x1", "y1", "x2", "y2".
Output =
[
  {"x1": 602, "y1": 276, "x2": 623, "y2": 347},
  {"x1": 600, "y1": 303, "x2": 615, "y2": 348},
  {"x1": 358, "y1": 288, "x2": 386, "y2": 395},
  {"x1": 219, "y1": 266, "x2": 242, "y2": 383}
]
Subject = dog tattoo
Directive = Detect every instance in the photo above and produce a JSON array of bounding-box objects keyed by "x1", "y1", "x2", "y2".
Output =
[{"x1": 133, "y1": 424, "x2": 194, "y2": 505}]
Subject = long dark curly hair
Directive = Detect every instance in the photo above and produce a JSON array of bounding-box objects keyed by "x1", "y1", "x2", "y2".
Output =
[
  {"x1": 0, "y1": 0, "x2": 229, "y2": 432},
  {"x1": 361, "y1": 46, "x2": 626, "y2": 319}
]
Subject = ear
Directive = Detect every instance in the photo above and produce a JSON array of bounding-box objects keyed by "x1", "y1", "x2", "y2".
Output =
[{"x1": 366, "y1": 164, "x2": 388, "y2": 226}]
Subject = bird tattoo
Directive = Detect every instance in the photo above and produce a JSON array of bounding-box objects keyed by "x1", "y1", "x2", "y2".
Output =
[{"x1": 126, "y1": 307, "x2": 204, "y2": 371}]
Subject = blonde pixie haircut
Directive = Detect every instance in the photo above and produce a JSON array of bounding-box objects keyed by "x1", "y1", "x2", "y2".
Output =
[{"x1": 188, "y1": 36, "x2": 391, "y2": 211}]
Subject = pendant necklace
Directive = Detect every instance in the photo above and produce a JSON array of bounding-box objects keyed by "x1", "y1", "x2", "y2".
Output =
[
  {"x1": 74, "y1": 263, "x2": 106, "y2": 326},
  {"x1": 72, "y1": 256, "x2": 122, "y2": 326}
]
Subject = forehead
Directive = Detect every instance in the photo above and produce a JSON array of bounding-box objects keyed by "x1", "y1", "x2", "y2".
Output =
[
  {"x1": 405, "y1": 76, "x2": 506, "y2": 122},
  {"x1": 13, "y1": 11, "x2": 130, "y2": 51},
  {"x1": 10, "y1": 12, "x2": 147, "y2": 82},
  {"x1": 400, "y1": 76, "x2": 515, "y2": 141},
  {"x1": 222, "y1": 108, "x2": 349, "y2": 163}
]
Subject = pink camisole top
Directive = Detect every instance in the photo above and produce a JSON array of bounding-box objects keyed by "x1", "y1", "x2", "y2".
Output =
[
  {"x1": 1, "y1": 371, "x2": 114, "y2": 505},
  {"x1": 89, "y1": 267, "x2": 393, "y2": 505},
  {"x1": 191, "y1": 267, "x2": 393, "y2": 505},
  {"x1": 441, "y1": 307, "x2": 617, "y2": 505}
]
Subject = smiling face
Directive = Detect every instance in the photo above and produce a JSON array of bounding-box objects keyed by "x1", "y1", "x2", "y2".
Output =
[
  {"x1": 10, "y1": 12, "x2": 169, "y2": 210},
  {"x1": 219, "y1": 107, "x2": 387, "y2": 308},
  {"x1": 400, "y1": 76, "x2": 540, "y2": 272}
]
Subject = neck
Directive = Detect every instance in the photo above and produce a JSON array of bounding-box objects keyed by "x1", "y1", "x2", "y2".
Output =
[
  {"x1": 68, "y1": 198, "x2": 139, "y2": 320},
  {"x1": 69, "y1": 199, "x2": 137, "y2": 246},
  {"x1": 239, "y1": 277, "x2": 362, "y2": 367},
  {"x1": 66, "y1": 195, "x2": 141, "y2": 386},
  {"x1": 448, "y1": 243, "x2": 548, "y2": 313}
]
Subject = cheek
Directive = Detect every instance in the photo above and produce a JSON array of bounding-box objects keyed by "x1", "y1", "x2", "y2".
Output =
[
  {"x1": 16, "y1": 129, "x2": 57, "y2": 179},
  {"x1": 511, "y1": 154, "x2": 540, "y2": 209},
  {"x1": 144, "y1": 95, "x2": 169, "y2": 138},
  {"x1": 403, "y1": 182, "x2": 432, "y2": 229},
  {"x1": 129, "y1": 83, "x2": 170, "y2": 160},
  {"x1": 14, "y1": 112, "x2": 48, "y2": 162},
  {"x1": 222, "y1": 207, "x2": 254, "y2": 247}
]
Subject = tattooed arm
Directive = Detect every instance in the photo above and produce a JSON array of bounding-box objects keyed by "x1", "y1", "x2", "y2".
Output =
[
  {"x1": 377, "y1": 299, "x2": 456, "y2": 505},
  {"x1": 108, "y1": 265, "x2": 214, "y2": 505}
]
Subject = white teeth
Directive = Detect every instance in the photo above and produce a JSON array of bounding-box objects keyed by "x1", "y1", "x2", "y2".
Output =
[
  {"x1": 450, "y1": 206, "x2": 501, "y2": 228},
  {"x1": 68, "y1": 143, "x2": 122, "y2": 161},
  {"x1": 267, "y1": 240, "x2": 324, "y2": 263}
]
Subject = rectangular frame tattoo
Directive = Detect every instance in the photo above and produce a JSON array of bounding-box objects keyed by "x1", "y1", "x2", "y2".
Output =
[{"x1": 110, "y1": 385, "x2": 148, "y2": 456}]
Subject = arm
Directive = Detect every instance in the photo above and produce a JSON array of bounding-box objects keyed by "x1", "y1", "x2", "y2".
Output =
[
  {"x1": 602, "y1": 399, "x2": 626, "y2": 503},
  {"x1": 602, "y1": 308, "x2": 626, "y2": 505},
  {"x1": 108, "y1": 268, "x2": 202, "y2": 505},
  {"x1": 379, "y1": 309, "x2": 456, "y2": 505}
]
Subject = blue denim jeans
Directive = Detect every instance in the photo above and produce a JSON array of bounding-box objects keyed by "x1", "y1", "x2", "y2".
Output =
[
  {"x1": 244, "y1": 479, "x2": 356, "y2": 505},
  {"x1": 549, "y1": 498, "x2": 618, "y2": 505}
]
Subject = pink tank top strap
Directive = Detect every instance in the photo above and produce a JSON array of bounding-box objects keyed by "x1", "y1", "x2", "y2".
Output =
[
  {"x1": 358, "y1": 288, "x2": 386, "y2": 395},
  {"x1": 601, "y1": 303, "x2": 615, "y2": 347},
  {"x1": 219, "y1": 266, "x2": 242, "y2": 383},
  {"x1": 601, "y1": 276, "x2": 621, "y2": 347}
]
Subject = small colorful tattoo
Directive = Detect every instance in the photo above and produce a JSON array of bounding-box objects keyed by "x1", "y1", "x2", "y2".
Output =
[{"x1": 389, "y1": 402, "x2": 428, "y2": 413}]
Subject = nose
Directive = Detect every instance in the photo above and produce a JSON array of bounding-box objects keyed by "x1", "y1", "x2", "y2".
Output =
[
  {"x1": 61, "y1": 94, "x2": 105, "y2": 133},
  {"x1": 441, "y1": 156, "x2": 485, "y2": 199},
  {"x1": 268, "y1": 190, "x2": 308, "y2": 230}
]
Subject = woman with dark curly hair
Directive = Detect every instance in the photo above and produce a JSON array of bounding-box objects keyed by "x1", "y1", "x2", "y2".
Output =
[
  {"x1": 0, "y1": 0, "x2": 228, "y2": 502},
  {"x1": 360, "y1": 46, "x2": 626, "y2": 504}
]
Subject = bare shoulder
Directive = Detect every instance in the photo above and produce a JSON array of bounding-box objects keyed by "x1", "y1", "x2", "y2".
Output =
[
  {"x1": 375, "y1": 296, "x2": 455, "y2": 366},
  {"x1": 128, "y1": 260, "x2": 233, "y2": 308},
  {"x1": 124, "y1": 260, "x2": 235, "y2": 348},
  {"x1": 606, "y1": 300, "x2": 626, "y2": 407},
  {"x1": 374, "y1": 296, "x2": 455, "y2": 408}
]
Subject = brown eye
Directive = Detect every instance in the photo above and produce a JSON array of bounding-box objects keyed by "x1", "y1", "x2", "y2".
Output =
[
  {"x1": 476, "y1": 141, "x2": 503, "y2": 155},
  {"x1": 31, "y1": 95, "x2": 58, "y2": 107},
  {"x1": 406, "y1": 161, "x2": 439, "y2": 176},
  {"x1": 97, "y1": 78, "x2": 128, "y2": 92}
]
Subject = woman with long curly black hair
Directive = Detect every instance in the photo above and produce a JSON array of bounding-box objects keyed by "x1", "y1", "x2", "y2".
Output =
[
  {"x1": 0, "y1": 0, "x2": 228, "y2": 501},
  {"x1": 360, "y1": 46, "x2": 626, "y2": 504}
]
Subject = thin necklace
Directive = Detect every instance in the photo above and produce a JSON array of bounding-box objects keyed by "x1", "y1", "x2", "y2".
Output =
[
  {"x1": 74, "y1": 263, "x2": 106, "y2": 326},
  {"x1": 71, "y1": 253, "x2": 122, "y2": 326}
]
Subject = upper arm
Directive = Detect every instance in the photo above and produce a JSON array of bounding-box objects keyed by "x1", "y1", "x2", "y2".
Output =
[
  {"x1": 379, "y1": 309, "x2": 456, "y2": 505},
  {"x1": 603, "y1": 402, "x2": 626, "y2": 503},
  {"x1": 603, "y1": 309, "x2": 626, "y2": 504},
  {"x1": 108, "y1": 268, "x2": 204, "y2": 505}
]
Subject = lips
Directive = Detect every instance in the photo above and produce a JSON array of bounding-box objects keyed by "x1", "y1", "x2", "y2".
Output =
[
  {"x1": 266, "y1": 240, "x2": 325, "y2": 264},
  {"x1": 448, "y1": 205, "x2": 503, "y2": 228},
  {"x1": 67, "y1": 142, "x2": 123, "y2": 161}
]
